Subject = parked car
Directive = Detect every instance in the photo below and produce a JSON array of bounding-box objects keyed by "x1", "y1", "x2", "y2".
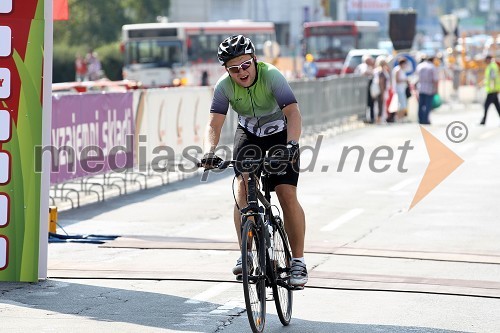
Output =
[{"x1": 341, "y1": 49, "x2": 389, "y2": 75}]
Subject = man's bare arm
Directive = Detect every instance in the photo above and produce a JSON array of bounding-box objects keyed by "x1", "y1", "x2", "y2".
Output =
[
  {"x1": 282, "y1": 103, "x2": 302, "y2": 143},
  {"x1": 204, "y1": 113, "x2": 226, "y2": 153}
]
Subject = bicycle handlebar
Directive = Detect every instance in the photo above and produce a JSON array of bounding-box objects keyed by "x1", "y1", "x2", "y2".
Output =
[{"x1": 197, "y1": 154, "x2": 293, "y2": 171}]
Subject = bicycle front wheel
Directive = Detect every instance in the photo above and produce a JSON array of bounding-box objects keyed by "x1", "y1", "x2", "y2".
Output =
[
  {"x1": 272, "y1": 225, "x2": 293, "y2": 326},
  {"x1": 242, "y1": 219, "x2": 266, "y2": 333}
]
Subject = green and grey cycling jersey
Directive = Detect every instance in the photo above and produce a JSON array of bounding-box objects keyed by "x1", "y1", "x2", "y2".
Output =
[{"x1": 210, "y1": 61, "x2": 298, "y2": 137}]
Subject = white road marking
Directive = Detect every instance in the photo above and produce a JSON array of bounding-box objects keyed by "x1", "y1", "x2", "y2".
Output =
[
  {"x1": 320, "y1": 208, "x2": 364, "y2": 231},
  {"x1": 184, "y1": 283, "x2": 234, "y2": 304},
  {"x1": 366, "y1": 190, "x2": 409, "y2": 196},
  {"x1": 454, "y1": 142, "x2": 474, "y2": 154},
  {"x1": 209, "y1": 300, "x2": 245, "y2": 314},
  {"x1": 366, "y1": 190, "x2": 389, "y2": 195}
]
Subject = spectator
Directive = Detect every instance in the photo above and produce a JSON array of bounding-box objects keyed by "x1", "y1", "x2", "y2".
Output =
[
  {"x1": 480, "y1": 55, "x2": 500, "y2": 125},
  {"x1": 415, "y1": 55, "x2": 439, "y2": 124},
  {"x1": 355, "y1": 54, "x2": 375, "y2": 123},
  {"x1": 75, "y1": 53, "x2": 88, "y2": 82},
  {"x1": 201, "y1": 71, "x2": 209, "y2": 86},
  {"x1": 302, "y1": 53, "x2": 318, "y2": 79},
  {"x1": 372, "y1": 55, "x2": 390, "y2": 124},
  {"x1": 87, "y1": 51, "x2": 103, "y2": 81},
  {"x1": 389, "y1": 57, "x2": 409, "y2": 122}
]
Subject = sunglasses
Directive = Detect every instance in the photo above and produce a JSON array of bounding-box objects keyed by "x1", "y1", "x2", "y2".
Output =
[{"x1": 226, "y1": 58, "x2": 254, "y2": 74}]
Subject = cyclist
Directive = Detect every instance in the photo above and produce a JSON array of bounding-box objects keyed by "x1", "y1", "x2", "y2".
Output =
[{"x1": 201, "y1": 35, "x2": 308, "y2": 287}]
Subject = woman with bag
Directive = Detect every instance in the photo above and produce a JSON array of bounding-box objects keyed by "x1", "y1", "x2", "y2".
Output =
[
  {"x1": 372, "y1": 56, "x2": 390, "y2": 124},
  {"x1": 389, "y1": 57, "x2": 409, "y2": 122}
]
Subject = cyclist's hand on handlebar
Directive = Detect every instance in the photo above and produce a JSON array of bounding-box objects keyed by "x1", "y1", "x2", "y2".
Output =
[{"x1": 200, "y1": 152, "x2": 223, "y2": 170}]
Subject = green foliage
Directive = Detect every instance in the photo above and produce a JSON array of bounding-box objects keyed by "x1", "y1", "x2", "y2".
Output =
[
  {"x1": 53, "y1": 0, "x2": 169, "y2": 82},
  {"x1": 96, "y1": 43, "x2": 124, "y2": 81},
  {"x1": 53, "y1": 44, "x2": 82, "y2": 83},
  {"x1": 52, "y1": 43, "x2": 124, "y2": 82}
]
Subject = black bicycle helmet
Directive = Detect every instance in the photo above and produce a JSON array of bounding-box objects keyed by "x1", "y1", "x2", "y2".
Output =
[{"x1": 217, "y1": 35, "x2": 255, "y2": 65}]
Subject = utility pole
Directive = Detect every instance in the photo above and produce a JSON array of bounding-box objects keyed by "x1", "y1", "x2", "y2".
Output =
[
  {"x1": 487, "y1": 0, "x2": 498, "y2": 32},
  {"x1": 357, "y1": 0, "x2": 363, "y2": 20}
]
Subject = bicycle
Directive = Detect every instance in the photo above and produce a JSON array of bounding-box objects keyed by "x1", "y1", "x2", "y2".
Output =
[{"x1": 199, "y1": 154, "x2": 301, "y2": 333}]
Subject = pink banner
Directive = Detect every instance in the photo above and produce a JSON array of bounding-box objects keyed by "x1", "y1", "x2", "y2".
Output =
[{"x1": 50, "y1": 93, "x2": 134, "y2": 184}]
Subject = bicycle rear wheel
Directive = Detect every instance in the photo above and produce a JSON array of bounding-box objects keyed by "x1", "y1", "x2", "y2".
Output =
[
  {"x1": 242, "y1": 219, "x2": 266, "y2": 333},
  {"x1": 272, "y1": 223, "x2": 293, "y2": 326}
]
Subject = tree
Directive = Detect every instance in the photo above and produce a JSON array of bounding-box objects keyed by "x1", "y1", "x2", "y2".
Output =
[
  {"x1": 54, "y1": 0, "x2": 170, "y2": 48},
  {"x1": 122, "y1": 0, "x2": 169, "y2": 23},
  {"x1": 52, "y1": 0, "x2": 170, "y2": 82}
]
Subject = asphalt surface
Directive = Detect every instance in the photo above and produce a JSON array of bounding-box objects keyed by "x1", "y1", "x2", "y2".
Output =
[{"x1": 1, "y1": 101, "x2": 500, "y2": 333}]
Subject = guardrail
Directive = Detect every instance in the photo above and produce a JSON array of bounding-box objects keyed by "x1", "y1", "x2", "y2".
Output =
[
  {"x1": 48, "y1": 75, "x2": 368, "y2": 208},
  {"x1": 290, "y1": 75, "x2": 368, "y2": 129}
]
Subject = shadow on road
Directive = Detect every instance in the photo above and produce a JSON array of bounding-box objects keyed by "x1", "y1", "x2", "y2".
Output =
[
  {"x1": 58, "y1": 170, "x2": 232, "y2": 227},
  {"x1": 0, "y1": 279, "x2": 465, "y2": 333}
]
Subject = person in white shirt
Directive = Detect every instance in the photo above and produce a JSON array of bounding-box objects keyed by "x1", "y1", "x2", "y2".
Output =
[
  {"x1": 355, "y1": 54, "x2": 375, "y2": 123},
  {"x1": 389, "y1": 57, "x2": 409, "y2": 122}
]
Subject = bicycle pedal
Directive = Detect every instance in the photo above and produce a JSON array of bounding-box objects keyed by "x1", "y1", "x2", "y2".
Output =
[{"x1": 235, "y1": 274, "x2": 243, "y2": 281}]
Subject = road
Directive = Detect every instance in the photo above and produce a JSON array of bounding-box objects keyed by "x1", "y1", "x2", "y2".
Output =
[{"x1": 1, "y1": 103, "x2": 500, "y2": 333}]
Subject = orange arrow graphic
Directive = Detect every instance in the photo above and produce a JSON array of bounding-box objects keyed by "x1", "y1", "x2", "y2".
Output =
[{"x1": 410, "y1": 126, "x2": 464, "y2": 210}]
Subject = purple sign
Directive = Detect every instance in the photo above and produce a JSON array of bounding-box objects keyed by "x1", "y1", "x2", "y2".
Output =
[{"x1": 50, "y1": 93, "x2": 134, "y2": 184}]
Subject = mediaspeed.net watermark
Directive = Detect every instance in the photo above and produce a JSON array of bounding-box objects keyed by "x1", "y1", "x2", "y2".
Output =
[
  {"x1": 35, "y1": 134, "x2": 417, "y2": 175},
  {"x1": 35, "y1": 122, "x2": 466, "y2": 209}
]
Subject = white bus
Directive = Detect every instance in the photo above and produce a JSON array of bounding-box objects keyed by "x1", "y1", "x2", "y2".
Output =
[{"x1": 121, "y1": 21, "x2": 276, "y2": 87}]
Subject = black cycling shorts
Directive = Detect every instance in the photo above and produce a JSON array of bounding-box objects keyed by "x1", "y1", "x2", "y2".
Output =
[{"x1": 232, "y1": 125, "x2": 299, "y2": 190}]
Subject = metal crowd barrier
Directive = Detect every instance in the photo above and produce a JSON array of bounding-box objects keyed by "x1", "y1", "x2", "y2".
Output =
[
  {"x1": 219, "y1": 75, "x2": 369, "y2": 145},
  {"x1": 290, "y1": 75, "x2": 368, "y2": 130},
  {"x1": 50, "y1": 75, "x2": 368, "y2": 209}
]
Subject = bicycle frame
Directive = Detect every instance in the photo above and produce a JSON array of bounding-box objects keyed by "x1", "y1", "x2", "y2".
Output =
[
  {"x1": 239, "y1": 165, "x2": 294, "y2": 290},
  {"x1": 200, "y1": 157, "x2": 294, "y2": 288}
]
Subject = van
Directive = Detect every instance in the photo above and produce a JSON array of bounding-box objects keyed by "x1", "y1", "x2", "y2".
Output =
[{"x1": 341, "y1": 49, "x2": 389, "y2": 75}]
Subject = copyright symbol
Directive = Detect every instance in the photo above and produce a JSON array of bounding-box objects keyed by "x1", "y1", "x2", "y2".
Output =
[{"x1": 446, "y1": 121, "x2": 468, "y2": 143}]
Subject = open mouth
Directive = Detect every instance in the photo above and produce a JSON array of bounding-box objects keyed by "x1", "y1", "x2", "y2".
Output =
[{"x1": 240, "y1": 75, "x2": 249, "y2": 82}]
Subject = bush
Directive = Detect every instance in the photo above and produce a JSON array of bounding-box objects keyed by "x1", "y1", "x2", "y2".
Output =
[
  {"x1": 95, "y1": 42, "x2": 124, "y2": 81},
  {"x1": 52, "y1": 42, "x2": 124, "y2": 83},
  {"x1": 53, "y1": 44, "x2": 83, "y2": 83}
]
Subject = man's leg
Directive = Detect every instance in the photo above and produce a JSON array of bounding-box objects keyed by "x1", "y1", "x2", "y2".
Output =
[
  {"x1": 231, "y1": 128, "x2": 260, "y2": 275},
  {"x1": 275, "y1": 184, "x2": 307, "y2": 286},
  {"x1": 368, "y1": 88, "x2": 375, "y2": 123},
  {"x1": 482, "y1": 93, "x2": 493, "y2": 124},
  {"x1": 275, "y1": 184, "x2": 305, "y2": 258},
  {"x1": 418, "y1": 96, "x2": 425, "y2": 124},
  {"x1": 233, "y1": 173, "x2": 251, "y2": 247},
  {"x1": 376, "y1": 95, "x2": 384, "y2": 123},
  {"x1": 423, "y1": 94, "x2": 433, "y2": 124},
  {"x1": 232, "y1": 172, "x2": 261, "y2": 276},
  {"x1": 493, "y1": 93, "x2": 500, "y2": 118}
]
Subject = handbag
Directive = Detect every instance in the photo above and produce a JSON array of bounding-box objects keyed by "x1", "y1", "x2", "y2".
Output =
[
  {"x1": 405, "y1": 86, "x2": 411, "y2": 99},
  {"x1": 388, "y1": 92, "x2": 399, "y2": 113},
  {"x1": 370, "y1": 77, "x2": 380, "y2": 98},
  {"x1": 432, "y1": 94, "x2": 442, "y2": 109}
]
